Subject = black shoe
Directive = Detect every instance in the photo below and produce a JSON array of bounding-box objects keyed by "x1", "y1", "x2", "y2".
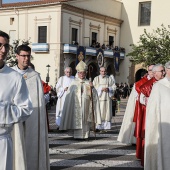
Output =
[{"x1": 95, "y1": 129, "x2": 100, "y2": 132}]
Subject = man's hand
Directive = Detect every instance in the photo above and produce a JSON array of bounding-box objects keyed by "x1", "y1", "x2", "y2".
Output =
[
  {"x1": 102, "y1": 87, "x2": 109, "y2": 92},
  {"x1": 89, "y1": 82, "x2": 93, "y2": 87},
  {"x1": 64, "y1": 87, "x2": 68, "y2": 91}
]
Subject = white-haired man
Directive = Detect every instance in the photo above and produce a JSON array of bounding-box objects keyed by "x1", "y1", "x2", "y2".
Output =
[
  {"x1": 93, "y1": 67, "x2": 116, "y2": 132},
  {"x1": 145, "y1": 61, "x2": 170, "y2": 170},
  {"x1": 137, "y1": 64, "x2": 165, "y2": 166},
  {"x1": 117, "y1": 64, "x2": 154, "y2": 147},
  {"x1": 59, "y1": 61, "x2": 101, "y2": 139},
  {"x1": 56, "y1": 67, "x2": 75, "y2": 127}
]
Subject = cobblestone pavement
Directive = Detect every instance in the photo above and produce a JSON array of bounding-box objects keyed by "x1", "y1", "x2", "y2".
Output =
[{"x1": 48, "y1": 98, "x2": 144, "y2": 170}]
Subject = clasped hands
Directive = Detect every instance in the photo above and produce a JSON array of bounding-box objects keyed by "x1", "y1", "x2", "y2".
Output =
[{"x1": 102, "y1": 87, "x2": 109, "y2": 92}]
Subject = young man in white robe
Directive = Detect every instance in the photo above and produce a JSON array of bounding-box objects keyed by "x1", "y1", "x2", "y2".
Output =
[
  {"x1": 0, "y1": 30, "x2": 33, "y2": 170},
  {"x1": 59, "y1": 61, "x2": 101, "y2": 139},
  {"x1": 56, "y1": 67, "x2": 74, "y2": 127},
  {"x1": 144, "y1": 61, "x2": 170, "y2": 170},
  {"x1": 12, "y1": 45, "x2": 50, "y2": 170},
  {"x1": 93, "y1": 67, "x2": 116, "y2": 132}
]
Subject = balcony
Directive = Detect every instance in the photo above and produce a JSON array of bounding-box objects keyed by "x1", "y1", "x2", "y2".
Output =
[
  {"x1": 32, "y1": 43, "x2": 49, "y2": 52},
  {"x1": 63, "y1": 44, "x2": 125, "y2": 59}
]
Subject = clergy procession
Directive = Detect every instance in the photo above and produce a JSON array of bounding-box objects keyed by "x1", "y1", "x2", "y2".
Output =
[
  {"x1": 1, "y1": 28, "x2": 170, "y2": 170},
  {"x1": 118, "y1": 63, "x2": 170, "y2": 170}
]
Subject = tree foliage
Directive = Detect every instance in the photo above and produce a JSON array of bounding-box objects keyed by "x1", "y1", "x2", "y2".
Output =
[
  {"x1": 127, "y1": 25, "x2": 170, "y2": 66},
  {"x1": 6, "y1": 38, "x2": 32, "y2": 67}
]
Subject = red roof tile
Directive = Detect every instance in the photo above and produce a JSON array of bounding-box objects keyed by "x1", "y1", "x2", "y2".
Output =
[{"x1": 1, "y1": 0, "x2": 72, "y2": 8}]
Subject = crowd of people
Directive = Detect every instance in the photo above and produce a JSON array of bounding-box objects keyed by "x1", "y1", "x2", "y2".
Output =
[
  {"x1": 1, "y1": 28, "x2": 170, "y2": 170},
  {"x1": 55, "y1": 64, "x2": 116, "y2": 137},
  {"x1": 118, "y1": 63, "x2": 170, "y2": 170}
]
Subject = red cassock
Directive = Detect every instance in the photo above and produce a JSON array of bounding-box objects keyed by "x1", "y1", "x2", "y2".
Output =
[
  {"x1": 133, "y1": 76, "x2": 148, "y2": 160},
  {"x1": 42, "y1": 80, "x2": 51, "y2": 94},
  {"x1": 139, "y1": 77, "x2": 157, "y2": 166}
]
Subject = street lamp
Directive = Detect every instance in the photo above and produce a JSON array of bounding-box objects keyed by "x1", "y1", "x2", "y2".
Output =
[{"x1": 46, "y1": 64, "x2": 51, "y2": 83}]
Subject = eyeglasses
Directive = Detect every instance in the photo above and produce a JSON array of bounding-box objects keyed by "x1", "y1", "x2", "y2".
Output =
[
  {"x1": 156, "y1": 70, "x2": 165, "y2": 73},
  {"x1": 0, "y1": 43, "x2": 10, "y2": 50},
  {"x1": 19, "y1": 54, "x2": 31, "y2": 58}
]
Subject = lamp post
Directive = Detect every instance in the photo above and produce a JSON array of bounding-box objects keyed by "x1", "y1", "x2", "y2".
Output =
[{"x1": 46, "y1": 64, "x2": 51, "y2": 83}]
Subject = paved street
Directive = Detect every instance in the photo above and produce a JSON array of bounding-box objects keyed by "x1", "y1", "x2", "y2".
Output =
[{"x1": 48, "y1": 98, "x2": 144, "y2": 170}]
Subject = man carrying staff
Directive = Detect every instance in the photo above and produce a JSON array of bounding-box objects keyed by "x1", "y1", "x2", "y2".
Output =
[
  {"x1": 0, "y1": 30, "x2": 33, "y2": 170},
  {"x1": 59, "y1": 61, "x2": 101, "y2": 139}
]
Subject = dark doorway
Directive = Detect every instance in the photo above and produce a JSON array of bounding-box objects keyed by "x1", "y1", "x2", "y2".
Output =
[
  {"x1": 135, "y1": 68, "x2": 147, "y2": 82},
  {"x1": 69, "y1": 61, "x2": 76, "y2": 76},
  {"x1": 86, "y1": 63, "x2": 98, "y2": 81},
  {"x1": 107, "y1": 65, "x2": 114, "y2": 76}
]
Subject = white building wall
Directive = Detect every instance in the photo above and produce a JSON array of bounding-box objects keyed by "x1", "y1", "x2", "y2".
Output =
[
  {"x1": 68, "y1": 0, "x2": 122, "y2": 19},
  {"x1": 120, "y1": 0, "x2": 170, "y2": 84}
]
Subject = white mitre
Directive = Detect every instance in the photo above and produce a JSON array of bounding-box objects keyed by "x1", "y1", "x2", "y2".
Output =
[{"x1": 76, "y1": 61, "x2": 87, "y2": 72}]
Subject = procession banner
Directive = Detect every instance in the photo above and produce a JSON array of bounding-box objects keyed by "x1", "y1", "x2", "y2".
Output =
[
  {"x1": 76, "y1": 46, "x2": 86, "y2": 65},
  {"x1": 96, "y1": 48, "x2": 104, "y2": 68}
]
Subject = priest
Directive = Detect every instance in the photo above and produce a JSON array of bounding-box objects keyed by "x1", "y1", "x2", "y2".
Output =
[
  {"x1": 12, "y1": 45, "x2": 50, "y2": 170},
  {"x1": 0, "y1": 30, "x2": 33, "y2": 170},
  {"x1": 93, "y1": 67, "x2": 116, "y2": 132},
  {"x1": 117, "y1": 65, "x2": 154, "y2": 145},
  {"x1": 56, "y1": 67, "x2": 74, "y2": 127},
  {"x1": 59, "y1": 61, "x2": 101, "y2": 139},
  {"x1": 144, "y1": 61, "x2": 170, "y2": 170},
  {"x1": 139, "y1": 64, "x2": 165, "y2": 166}
]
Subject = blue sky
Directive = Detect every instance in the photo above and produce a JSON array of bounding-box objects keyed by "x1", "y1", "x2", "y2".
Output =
[{"x1": 3, "y1": 0, "x2": 37, "y2": 3}]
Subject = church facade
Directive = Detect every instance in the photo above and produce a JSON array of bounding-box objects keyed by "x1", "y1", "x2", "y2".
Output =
[{"x1": 0, "y1": 0, "x2": 169, "y2": 85}]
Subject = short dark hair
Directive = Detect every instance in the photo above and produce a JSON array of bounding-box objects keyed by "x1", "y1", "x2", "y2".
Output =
[
  {"x1": 0, "y1": 30, "x2": 10, "y2": 40},
  {"x1": 16, "y1": 45, "x2": 31, "y2": 54}
]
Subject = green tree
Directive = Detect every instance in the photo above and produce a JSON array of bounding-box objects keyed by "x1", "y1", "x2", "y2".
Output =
[
  {"x1": 127, "y1": 25, "x2": 170, "y2": 66},
  {"x1": 6, "y1": 38, "x2": 32, "y2": 67}
]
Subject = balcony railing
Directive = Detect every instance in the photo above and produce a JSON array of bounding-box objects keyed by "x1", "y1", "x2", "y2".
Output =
[
  {"x1": 32, "y1": 43, "x2": 49, "y2": 52},
  {"x1": 63, "y1": 44, "x2": 125, "y2": 59}
]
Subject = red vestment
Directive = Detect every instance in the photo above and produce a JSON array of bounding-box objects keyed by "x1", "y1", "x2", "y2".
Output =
[
  {"x1": 139, "y1": 77, "x2": 157, "y2": 166},
  {"x1": 42, "y1": 81, "x2": 51, "y2": 94},
  {"x1": 133, "y1": 76, "x2": 148, "y2": 159}
]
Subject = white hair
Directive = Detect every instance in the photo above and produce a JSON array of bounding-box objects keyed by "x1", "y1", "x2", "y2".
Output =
[
  {"x1": 165, "y1": 61, "x2": 170, "y2": 69},
  {"x1": 152, "y1": 64, "x2": 164, "y2": 72},
  {"x1": 64, "y1": 67, "x2": 72, "y2": 72},
  {"x1": 100, "y1": 67, "x2": 106, "y2": 71}
]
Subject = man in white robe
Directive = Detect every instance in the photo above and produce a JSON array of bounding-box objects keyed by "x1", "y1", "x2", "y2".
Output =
[
  {"x1": 117, "y1": 65, "x2": 154, "y2": 144},
  {"x1": 12, "y1": 45, "x2": 50, "y2": 170},
  {"x1": 93, "y1": 67, "x2": 116, "y2": 131},
  {"x1": 59, "y1": 61, "x2": 101, "y2": 139},
  {"x1": 144, "y1": 61, "x2": 170, "y2": 170},
  {"x1": 56, "y1": 67, "x2": 74, "y2": 127},
  {"x1": 0, "y1": 30, "x2": 32, "y2": 170}
]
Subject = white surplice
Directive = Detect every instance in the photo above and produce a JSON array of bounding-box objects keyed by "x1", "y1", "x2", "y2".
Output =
[
  {"x1": 0, "y1": 65, "x2": 32, "y2": 170},
  {"x1": 56, "y1": 75, "x2": 74, "y2": 126},
  {"x1": 93, "y1": 75, "x2": 116, "y2": 130},
  {"x1": 59, "y1": 78, "x2": 101, "y2": 139},
  {"x1": 117, "y1": 86, "x2": 137, "y2": 144},
  {"x1": 12, "y1": 66, "x2": 50, "y2": 170},
  {"x1": 145, "y1": 77, "x2": 170, "y2": 170}
]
